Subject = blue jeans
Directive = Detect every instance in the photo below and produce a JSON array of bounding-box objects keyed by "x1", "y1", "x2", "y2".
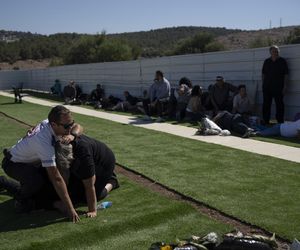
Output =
[{"x1": 259, "y1": 124, "x2": 281, "y2": 136}]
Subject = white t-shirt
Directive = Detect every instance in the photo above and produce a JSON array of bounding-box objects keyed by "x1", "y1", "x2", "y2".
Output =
[
  {"x1": 10, "y1": 119, "x2": 57, "y2": 167},
  {"x1": 280, "y1": 119, "x2": 300, "y2": 138}
]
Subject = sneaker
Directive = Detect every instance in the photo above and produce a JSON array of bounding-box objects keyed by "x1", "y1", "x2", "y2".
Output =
[
  {"x1": 242, "y1": 128, "x2": 255, "y2": 138},
  {"x1": 142, "y1": 115, "x2": 152, "y2": 121},
  {"x1": 137, "y1": 107, "x2": 145, "y2": 114},
  {"x1": 156, "y1": 117, "x2": 165, "y2": 123},
  {"x1": 98, "y1": 188, "x2": 108, "y2": 200}
]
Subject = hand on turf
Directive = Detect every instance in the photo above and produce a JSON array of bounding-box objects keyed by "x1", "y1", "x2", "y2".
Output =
[
  {"x1": 68, "y1": 209, "x2": 80, "y2": 223},
  {"x1": 86, "y1": 211, "x2": 97, "y2": 218}
]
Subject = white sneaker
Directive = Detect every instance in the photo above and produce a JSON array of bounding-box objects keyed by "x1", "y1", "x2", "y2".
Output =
[
  {"x1": 142, "y1": 115, "x2": 152, "y2": 121},
  {"x1": 156, "y1": 117, "x2": 165, "y2": 123}
]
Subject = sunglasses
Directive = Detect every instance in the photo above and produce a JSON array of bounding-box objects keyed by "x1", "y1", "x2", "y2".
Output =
[{"x1": 58, "y1": 120, "x2": 75, "y2": 130}]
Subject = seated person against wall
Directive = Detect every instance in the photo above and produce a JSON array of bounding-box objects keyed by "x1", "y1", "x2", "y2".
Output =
[
  {"x1": 63, "y1": 80, "x2": 77, "y2": 104},
  {"x1": 90, "y1": 84, "x2": 105, "y2": 109},
  {"x1": 142, "y1": 70, "x2": 171, "y2": 122},
  {"x1": 176, "y1": 77, "x2": 192, "y2": 121},
  {"x1": 186, "y1": 85, "x2": 205, "y2": 122},
  {"x1": 137, "y1": 90, "x2": 149, "y2": 114},
  {"x1": 257, "y1": 119, "x2": 300, "y2": 138},
  {"x1": 232, "y1": 84, "x2": 252, "y2": 115},
  {"x1": 213, "y1": 111, "x2": 256, "y2": 138},
  {"x1": 75, "y1": 84, "x2": 83, "y2": 102},
  {"x1": 50, "y1": 79, "x2": 62, "y2": 96},
  {"x1": 112, "y1": 91, "x2": 139, "y2": 111},
  {"x1": 209, "y1": 76, "x2": 238, "y2": 114}
]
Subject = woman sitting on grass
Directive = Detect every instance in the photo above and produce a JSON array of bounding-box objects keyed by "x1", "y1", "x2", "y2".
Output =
[{"x1": 186, "y1": 85, "x2": 205, "y2": 122}]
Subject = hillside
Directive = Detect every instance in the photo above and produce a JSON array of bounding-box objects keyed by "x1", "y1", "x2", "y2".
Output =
[
  {"x1": 0, "y1": 25, "x2": 299, "y2": 70},
  {"x1": 217, "y1": 26, "x2": 297, "y2": 50},
  {"x1": 108, "y1": 26, "x2": 242, "y2": 56}
]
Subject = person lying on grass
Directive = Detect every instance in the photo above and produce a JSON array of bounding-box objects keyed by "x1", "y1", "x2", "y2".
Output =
[
  {"x1": 1, "y1": 105, "x2": 82, "y2": 222},
  {"x1": 212, "y1": 111, "x2": 257, "y2": 138},
  {"x1": 257, "y1": 118, "x2": 300, "y2": 138}
]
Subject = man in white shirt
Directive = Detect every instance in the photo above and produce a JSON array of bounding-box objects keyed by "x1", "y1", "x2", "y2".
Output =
[
  {"x1": 2, "y1": 105, "x2": 81, "y2": 222},
  {"x1": 258, "y1": 119, "x2": 300, "y2": 138}
]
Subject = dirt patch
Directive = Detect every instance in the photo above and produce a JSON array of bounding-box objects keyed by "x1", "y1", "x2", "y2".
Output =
[
  {"x1": 0, "y1": 111, "x2": 291, "y2": 249},
  {"x1": 0, "y1": 112, "x2": 33, "y2": 129},
  {"x1": 0, "y1": 59, "x2": 50, "y2": 70}
]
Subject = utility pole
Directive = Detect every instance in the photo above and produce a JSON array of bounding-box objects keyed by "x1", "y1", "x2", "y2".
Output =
[
  {"x1": 269, "y1": 20, "x2": 272, "y2": 29},
  {"x1": 280, "y1": 18, "x2": 282, "y2": 28}
]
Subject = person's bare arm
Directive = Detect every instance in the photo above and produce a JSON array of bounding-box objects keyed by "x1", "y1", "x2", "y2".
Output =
[
  {"x1": 82, "y1": 175, "x2": 97, "y2": 218},
  {"x1": 46, "y1": 166, "x2": 80, "y2": 222}
]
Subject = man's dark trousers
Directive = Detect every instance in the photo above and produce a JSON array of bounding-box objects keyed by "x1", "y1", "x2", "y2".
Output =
[
  {"x1": 263, "y1": 90, "x2": 284, "y2": 124},
  {"x1": 2, "y1": 154, "x2": 46, "y2": 200}
]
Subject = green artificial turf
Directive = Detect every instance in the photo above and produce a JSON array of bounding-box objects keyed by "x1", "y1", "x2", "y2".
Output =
[
  {"x1": 1, "y1": 95, "x2": 300, "y2": 240},
  {"x1": 0, "y1": 114, "x2": 231, "y2": 250}
]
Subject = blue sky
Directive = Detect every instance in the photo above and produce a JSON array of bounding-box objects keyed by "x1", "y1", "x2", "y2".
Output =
[{"x1": 1, "y1": 0, "x2": 300, "y2": 35}]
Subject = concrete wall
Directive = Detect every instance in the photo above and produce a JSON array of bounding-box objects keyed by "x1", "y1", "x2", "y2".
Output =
[{"x1": 0, "y1": 44, "x2": 299, "y2": 119}]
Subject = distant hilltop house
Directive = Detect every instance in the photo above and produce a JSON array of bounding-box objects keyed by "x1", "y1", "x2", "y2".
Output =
[{"x1": 0, "y1": 35, "x2": 20, "y2": 43}]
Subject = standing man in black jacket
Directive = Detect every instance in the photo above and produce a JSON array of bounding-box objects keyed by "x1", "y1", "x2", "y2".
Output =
[{"x1": 262, "y1": 45, "x2": 289, "y2": 124}]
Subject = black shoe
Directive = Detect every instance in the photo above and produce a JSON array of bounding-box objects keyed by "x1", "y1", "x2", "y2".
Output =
[
  {"x1": 98, "y1": 188, "x2": 108, "y2": 200},
  {"x1": 0, "y1": 176, "x2": 20, "y2": 195},
  {"x1": 242, "y1": 128, "x2": 255, "y2": 138},
  {"x1": 109, "y1": 178, "x2": 120, "y2": 190}
]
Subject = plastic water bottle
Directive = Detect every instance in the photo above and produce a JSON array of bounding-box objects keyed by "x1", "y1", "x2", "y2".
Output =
[{"x1": 96, "y1": 201, "x2": 112, "y2": 210}]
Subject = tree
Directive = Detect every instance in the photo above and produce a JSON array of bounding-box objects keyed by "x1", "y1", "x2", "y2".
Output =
[
  {"x1": 286, "y1": 28, "x2": 300, "y2": 44},
  {"x1": 172, "y1": 32, "x2": 224, "y2": 55},
  {"x1": 64, "y1": 34, "x2": 139, "y2": 64}
]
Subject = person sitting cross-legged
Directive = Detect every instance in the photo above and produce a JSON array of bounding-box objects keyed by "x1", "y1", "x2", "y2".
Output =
[
  {"x1": 90, "y1": 84, "x2": 105, "y2": 109},
  {"x1": 186, "y1": 85, "x2": 205, "y2": 122},
  {"x1": 111, "y1": 91, "x2": 139, "y2": 112},
  {"x1": 209, "y1": 76, "x2": 238, "y2": 115},
  {"x1": 63, "y1": 81, "x2": 77, "y2": 105},
  {"x1": 175, "y1": 77, "x2": 192, "y2": 121},
  {"x1": 142, "y1": 70, "x2": 171, "y2": 122},
  {"x1": 232, "y1": 84, "x2": 252, "y2": 115}
]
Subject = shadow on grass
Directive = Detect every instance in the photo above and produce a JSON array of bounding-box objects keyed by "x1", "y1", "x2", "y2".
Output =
[
  {"x1": 22, "y1": 90, "x2": 64, "y2": 102},
  {"x1": 254, "y1": 135, "x2": 300, "y2": 147},
  {"x1": 0, "y1": 102, "x2": 23, "y2": 105},
  {"x1": 0, "y1": 197, "x2": 68, "y2": 233}
]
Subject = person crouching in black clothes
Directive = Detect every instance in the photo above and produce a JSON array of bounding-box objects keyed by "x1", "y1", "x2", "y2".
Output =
[{"x1": 66, "y1": 134, "x2": 119, "y2": 217}]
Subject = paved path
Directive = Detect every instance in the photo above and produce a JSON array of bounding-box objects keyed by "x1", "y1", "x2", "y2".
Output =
[{"x1": 1, "y1": 91, "x2": 299, "y2": 163}]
